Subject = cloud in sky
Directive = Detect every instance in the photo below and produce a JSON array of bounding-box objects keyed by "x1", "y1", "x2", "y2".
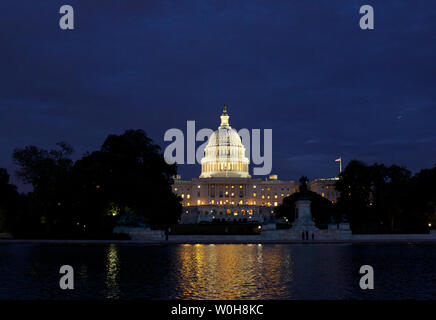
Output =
[{"x1": 0, "y1": 0, "x2": 435, "y2": 189}]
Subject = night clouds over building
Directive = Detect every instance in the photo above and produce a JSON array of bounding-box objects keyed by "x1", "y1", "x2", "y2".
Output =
[{"x1": 0, "y1": 0, "x2": 435, "y2": 189}]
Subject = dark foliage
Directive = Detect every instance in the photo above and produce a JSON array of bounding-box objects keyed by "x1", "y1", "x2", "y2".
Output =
[
  {"x1": 8, "y1": 130, "x2": 181, "y2": 238},
  {"x1": 335, "y1": 160, "x2": 432, "y2": 233},
  {"x1": 0, "y1": 168, "x2": 20, "y2": 232}
]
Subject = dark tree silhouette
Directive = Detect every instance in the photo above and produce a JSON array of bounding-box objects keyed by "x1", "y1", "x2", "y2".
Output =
[
  {"x1": 0, "y1": 168, "x2": 19, "y2": 233},
  {"x1": 335, "y1": 160, "x2": 428, "y2": 233},
  {"x1": 71, "y1": 129, "x2": 181, "y2": 231},
  {"x1": 407, "y1": 166, "x2": 436, "y2": 231},
  {"x1": 12, "y1": 143, "x2": 74, "y2": 235},
  {"x1": 10, "y1": 130, "x2": 181, "y2": 238}
]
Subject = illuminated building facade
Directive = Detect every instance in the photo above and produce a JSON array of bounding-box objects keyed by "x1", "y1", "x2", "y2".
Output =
[
  {"x1": 174, "y1": 176, "x2": 298, "y2": 223},
  {"x1": 172, "y1": 106, "x2": 340, "y2": 223},
  {"x1": 173, "y1": 106, "x2": 297, "y2": 223},
  {"x1": 308, "y1": 178, "x2": 340, "y2": 203}
]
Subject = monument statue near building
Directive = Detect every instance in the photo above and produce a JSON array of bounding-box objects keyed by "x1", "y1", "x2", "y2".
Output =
[
  {"x1": 291, "y1": 176, "x2": 318, "y2": 231},
  {"x1": 292, "y1": 198, "x2": 318, "y2": 230}
]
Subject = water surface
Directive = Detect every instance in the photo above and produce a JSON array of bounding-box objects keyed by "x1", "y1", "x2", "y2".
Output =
[{"x1": 0, "y1": 243, "x2": 435, "y2": 299}]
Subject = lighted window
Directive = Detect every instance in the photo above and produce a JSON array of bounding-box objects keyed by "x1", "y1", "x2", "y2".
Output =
[
  {"x1": 253, "y1": 185, "x2": 256, "y2": 189},
  {"x1": 239, "y1": 185, "x2": 243, "y2": 189},
  {"x1": 262, "y1": 195, "x2": 265, "y2": 199},
  {"x1": 187, "y1": 194, "x2": 190, "y2": 199},
  {"x1": 275, "y1": 195, "x2": 278, "y2": 199},
  {"x1": 274, "y1": 202, "x2": 278, "y2": 207},
  {"x1": 253, "y1": 193, "x2": 257, "y2": 197},
  {"x1": 322, "y1": 192, "x2": 325, "y2": 197},
  {"x1": 239, "y1": 200, "x2": 243, "y2": 205},
  {"x1": 226, "y1": 209, "x2": 231, "y2": 214},
  {"x1": 231, "y1": 185, "x2": 234, "y2": 188},
  {"x1": 174, "y1": 187, "x2": 178, "y2": 191},
  {"x1": 181, "y1": 194, "x2": 184, "y2": 198},
  {"x1": 197, "y1": 200, "x2": 201, "y2": 205},
  {"x1": 211, "y1": 200, "x2": 215, "y2": 204},
  {"x1": 197, "y1": 185, "x2": 201, "y2": 189}
]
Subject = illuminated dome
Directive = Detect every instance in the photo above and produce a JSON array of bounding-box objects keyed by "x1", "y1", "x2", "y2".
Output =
[{"x1": 200, "y1": 105, "x2": 251, "y2": 178}]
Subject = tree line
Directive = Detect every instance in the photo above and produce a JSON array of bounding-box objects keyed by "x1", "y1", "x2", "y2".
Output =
[
  {"x1": 0, "y1": 129, "x2": 182, "y2": 238},
  {"x1": 1, "y1": 131, "x2": 435, "y2": 237},
  {"x1": 277, "y1": 161, "x2": 436, "y2": 234}
]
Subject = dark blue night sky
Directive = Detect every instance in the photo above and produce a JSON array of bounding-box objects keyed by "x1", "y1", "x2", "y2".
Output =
[{"x1": 1, "y1": 0, "x2": 435, "y2": 190}]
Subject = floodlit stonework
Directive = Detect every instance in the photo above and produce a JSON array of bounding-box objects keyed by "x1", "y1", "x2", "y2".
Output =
[
  {"x1": 174, "y1": 176, "x2": 298, "y2": 223},
  {"x1": 308, "y1": 178, "x2": 340, "y2": 203},
  {"x1": 172, "y1": 106, "x2": 338, "y2": 224},
  {"x1": 199, "y1": 105, "x2": 251, "y2": 179}
]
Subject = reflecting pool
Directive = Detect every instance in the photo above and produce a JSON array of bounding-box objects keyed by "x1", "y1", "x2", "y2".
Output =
[{"x1": 0, "y1": 243, "x2": 435, "y2": 299}]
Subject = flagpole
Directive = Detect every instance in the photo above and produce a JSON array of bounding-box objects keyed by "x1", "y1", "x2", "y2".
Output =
[{"x1": 335, "y1": 157, "x2": 342, "y2": 175}]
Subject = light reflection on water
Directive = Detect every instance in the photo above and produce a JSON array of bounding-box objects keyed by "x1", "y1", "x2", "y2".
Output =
[
  {"x1": 105, "y1": 244, "x2": 120, "y2": 299},
  {"x1": 0, "y1": 243, "x2": 436, "y2": 299},
  {"x1": 174, "y1": 244, "x2": 293, "y2": 299}
]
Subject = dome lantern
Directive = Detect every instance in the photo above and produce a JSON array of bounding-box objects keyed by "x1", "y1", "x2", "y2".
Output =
[{"x1": 219, "y1": 104, "x2": 230, "y2": 128}]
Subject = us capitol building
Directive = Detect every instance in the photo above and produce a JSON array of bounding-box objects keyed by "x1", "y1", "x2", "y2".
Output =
[{"x1": 172, "y1": 106, "x2": 338, "y2": 224}]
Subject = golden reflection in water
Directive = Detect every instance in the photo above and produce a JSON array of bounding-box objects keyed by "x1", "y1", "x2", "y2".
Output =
[
  {"x1": 175, "y1": 244, "x2": 293, "y2": 299},
  {"x1": 105, "y1": 244, "x2": 120, "y2": 299},
  {"x1": 78, "y1": 264, "x2": 88, "y2": 286}
]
